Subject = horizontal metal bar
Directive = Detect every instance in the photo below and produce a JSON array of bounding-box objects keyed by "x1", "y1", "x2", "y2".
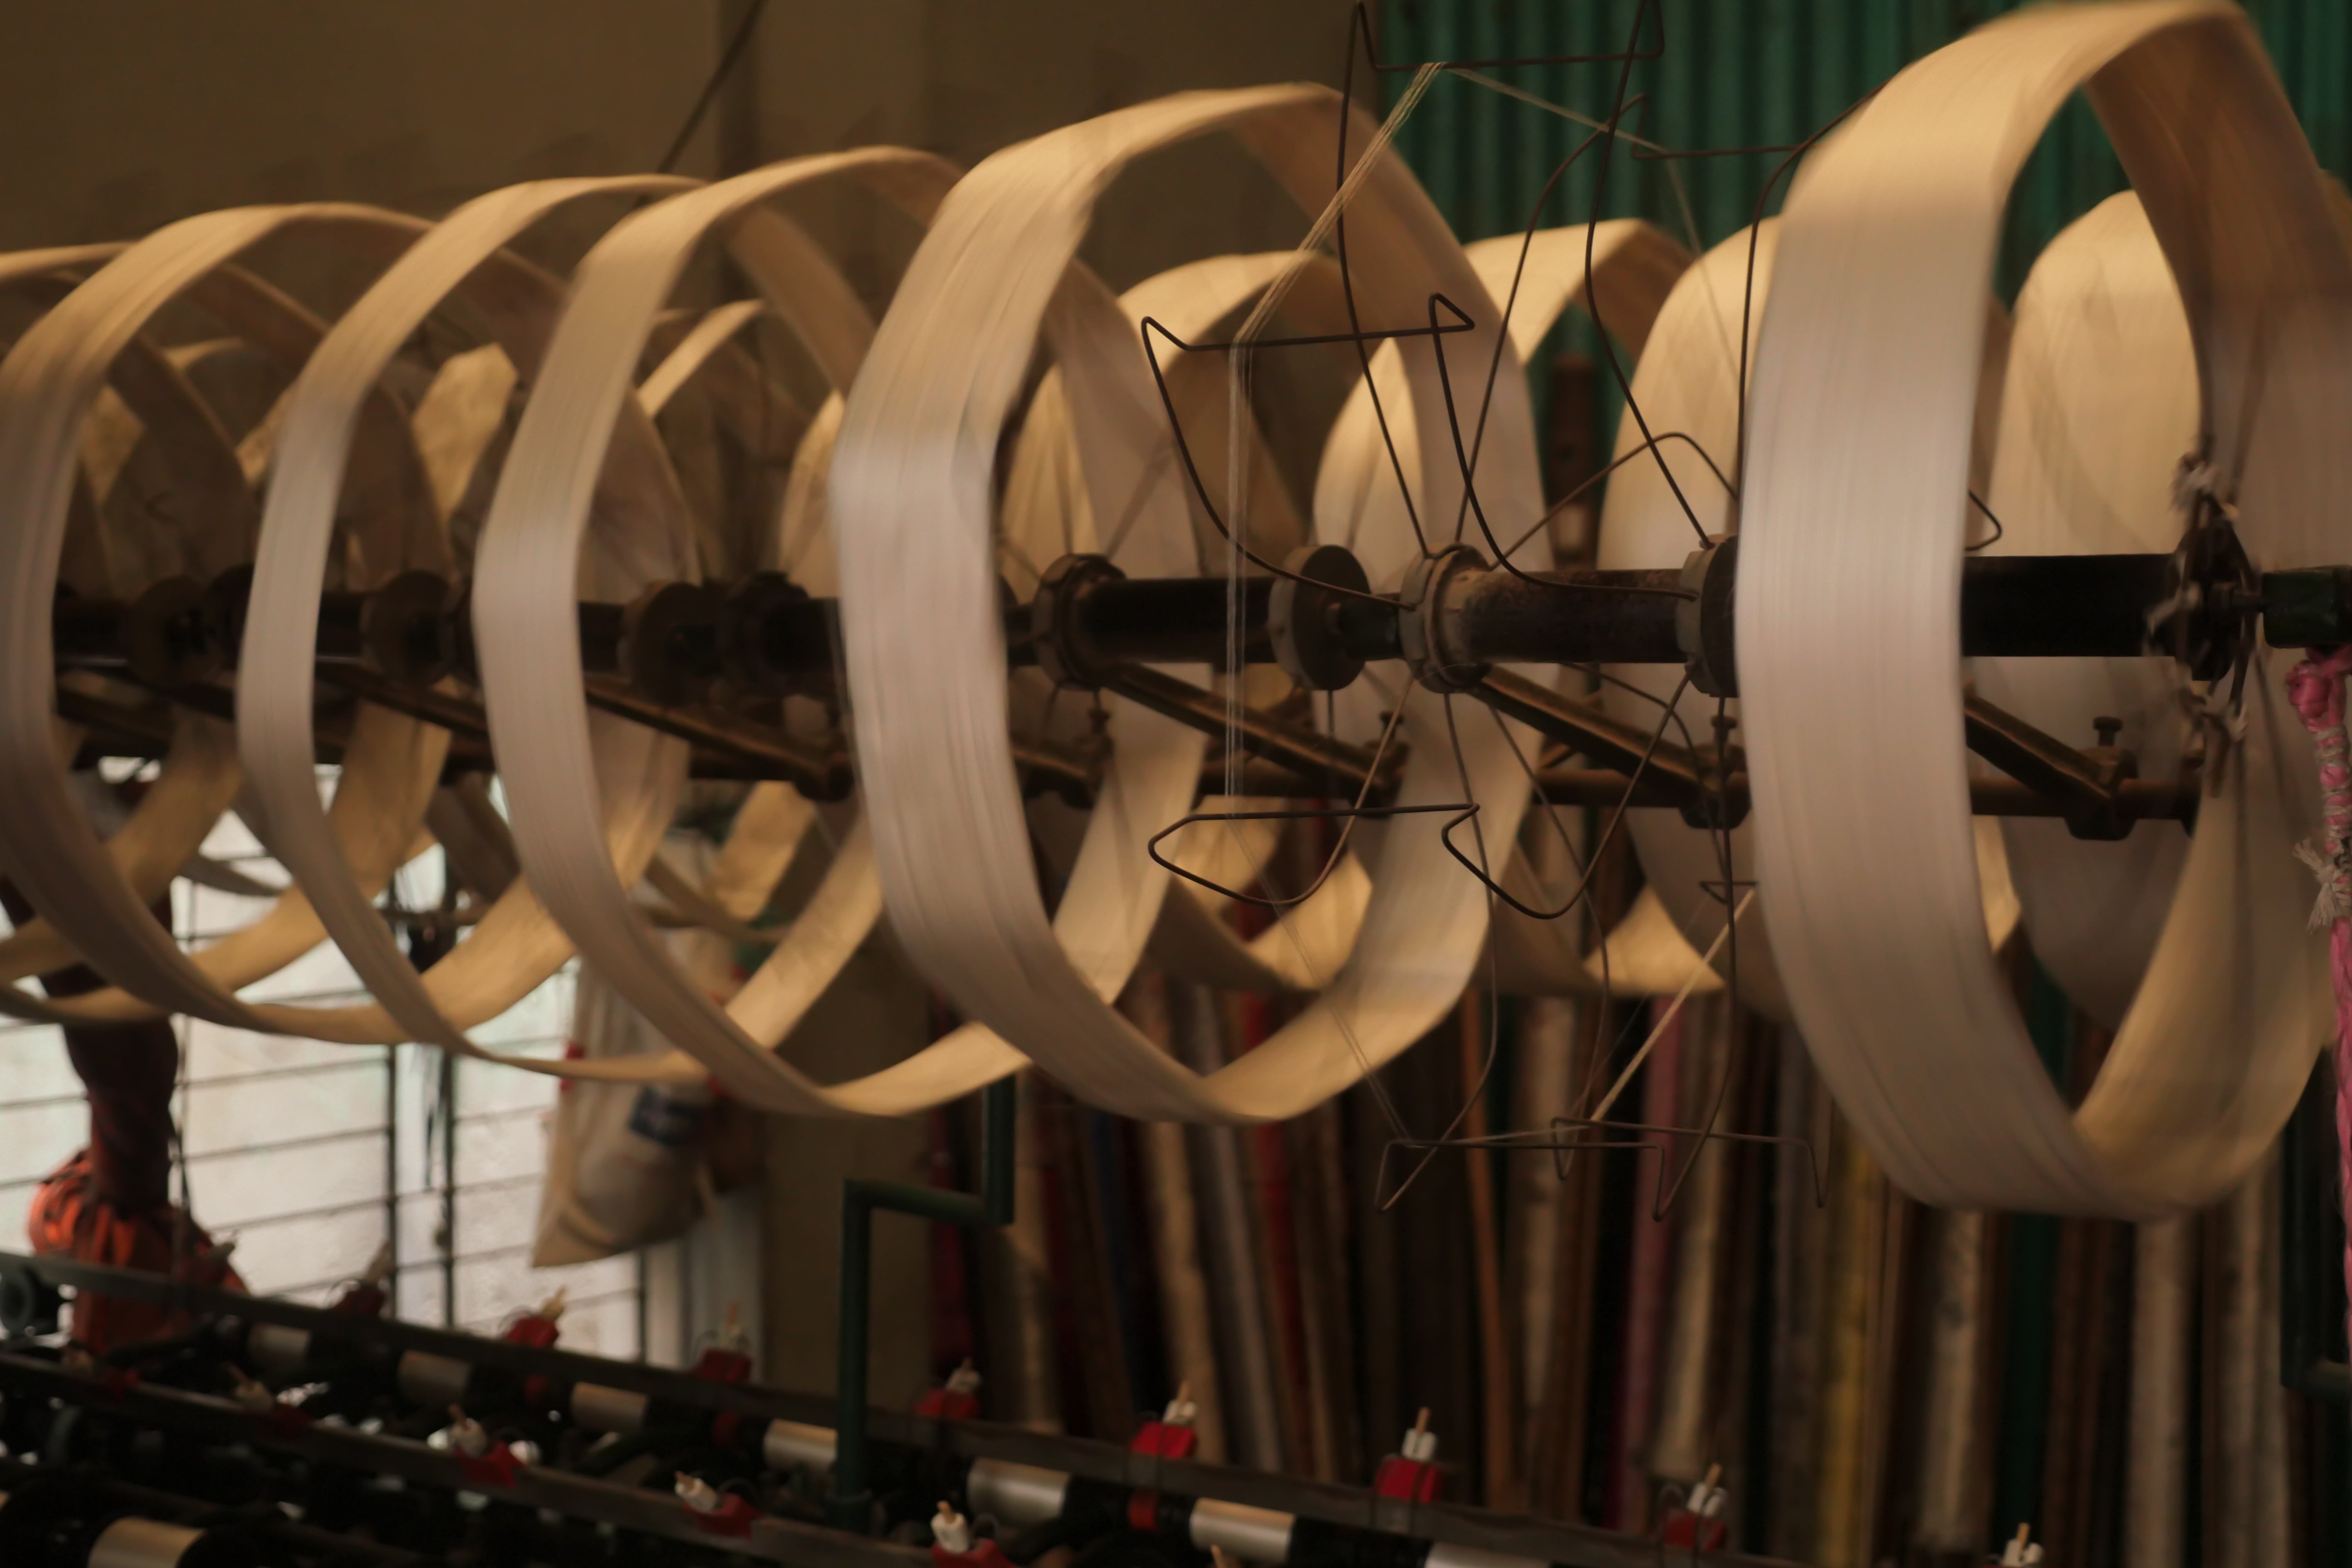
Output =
[
  {"x1": 450, "y1": 1103, "x2": 562, "y2": 1129},
  {"x1": 258, "y1": 1271, "x2": 391, "y2": 1299},
  {"x1": 0, "y1": 1088, "x2": 99, "y2": 1112},
  {"x1": 51, "y1": 549, "x2": 2228, "y2": 701},
  {"x1": 1957, "y1": 686, "x2": 2150, "y2": 840},
  {"x1": 9, "y1": 1250, "x2": 834, "y2": 1421},
  {"x1": 1961, "y1": 690, "x2": 2114, "y2": 811},
  {"x1": 1012, "y1": 733, "x2": 1104, "y2": 806},
  {"x1": 157, "y1": 1191, "x2": 399, "y2": 1230},
  {"x1": 181, "y1": 1055, "x2": 394, "y2": 1089},
  {"x1": 1076, "y1": 572, "x2": 1275, "y2": 669},
  {"x1": 0, "y1": 1350, "x2": 924, "y2": 1568},
  {"x1": 1209, "y1": 744, "x2": 2199, "y2": 824},
  {"x1": 1471, "y1": 668, "x2": 1711, "y2": 800},
  {"x1": 1441, "y1": 566, "x2": 1687, "y2": 666},
  {"x1": 1107, "y1": 665, "x2": 1395, "y2": 798},
  {"x1": 582, "y1": 674, "x2": 850, "y2": 799},
  {"x1": 179, "y1": 1124, "x2": 387, "y2": 1165},
  {"x1": 0, "y1": 1251, "x2": 1791, "y2": 1568},
  {"x1": 0, "y1": 1454, "x2": 439, "y2": 1567},
  {"x1": 1959, "y1": 551, "x2": 2173, "y2": 657},
  {"x1": 1960, "y1": 774, "x2": 2195, "y2": 823},
  {"x1": 322, "y1": 662, "x2": 490, "y2": 740},
  {"x1": 405, "y1": 1172, "x2": 538, "y2": 1200}
]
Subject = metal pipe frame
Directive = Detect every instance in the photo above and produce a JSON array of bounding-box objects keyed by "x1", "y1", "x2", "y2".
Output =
[
  {"x1": 0, "y1": 1348, "x2": 924, "y2": 1568},
  {"x1": 0, "y1": 1251, "x2": 1798, "y2": 1568},
  {"x1": 54, "y1": 542, "x2": 2342, "y2": 699},
  {"x1": 832, "y1": 1076, "x2": 1017, "y2": 1529},
  {"x1": 47, "y1": 541, "x2": 2269, "y2": 839}
]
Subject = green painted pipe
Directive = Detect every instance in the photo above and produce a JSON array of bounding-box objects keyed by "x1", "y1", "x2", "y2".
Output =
[{"x1": 829, "y1": 1074, "x2": 1018, "y2": 1530}]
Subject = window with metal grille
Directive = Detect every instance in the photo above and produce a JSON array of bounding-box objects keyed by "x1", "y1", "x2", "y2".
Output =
[{"x1": 0, "y1": 770, "x2": 644, "y2": 1357}]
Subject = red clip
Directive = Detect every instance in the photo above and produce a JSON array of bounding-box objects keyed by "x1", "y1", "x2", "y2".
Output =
[
  {"x1": 503, "y1": 1314, "x2": 560, "y2": 1351},
  {"x1": 1128, "y1": 1419, "x2": 1197, "y2": 1462},
  {"x1": 917, "y1": 1359, "x2": 982, "y2": 1421},
  {"x1": 262, "y1": 1402, "x2": 317, "y2": 1437},
  {"x1": 1660, "y1": 1514, "x2": 1728, "y2": 1553},
  {"x1": 1373, "y1": 1455, "x2": 1441, "y2": 1504},
  {"x1": 932, "y1": 1503, "x2": 1012, "y2": 1568},
  {"x1": 916, "y1": 1387, "x2": 980, "y2": 1420},
  {"x1": 694, "y1": 1346, "x2": 754, "y2": 1386},
  {"x1": 330, "y1": 1282, "x2": 387, "y2": 1318},
  {"x1": 1660, "y1": 1466, "x2": 1728, "y2": 1553},
  {"x1": 1127, "y1": 1490, "x2": 1162, "y2": 1532},
  {"x1": 96, "y1": 1367, "x2": 141, "y2": 1401},
  {"x1": 458, "y1": 1445, "x2": 524, "y2": 1489},
  {"x1": 689, "y1": 1494, "x2": 760, "y2": 1537},
  {"x1": 1373, "y1": 1410, "x2": 1442, "y2": 1504}
]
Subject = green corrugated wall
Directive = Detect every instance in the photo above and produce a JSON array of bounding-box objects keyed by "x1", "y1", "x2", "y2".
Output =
[
  {"x1": 1380, "y1": 0, "x2": 2349, "y2": 265},
  {"x1": 1379, "y1": 0, "x2": 2352, "y2": 480}
]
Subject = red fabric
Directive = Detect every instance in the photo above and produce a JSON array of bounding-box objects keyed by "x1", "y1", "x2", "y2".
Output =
[
  {"x1": 67, "y1": 1016, "x2": 180, "y2": 1211},
  {"x1": 28, "y1": 1148, "x2": 244, "y2": 1353},
  {"x1": 331, "y1": 1281, "x2": 388, "y2": 1318},
  {"x1": 502, "y1": 1312, "x2": 562, "y2": 1349},
  {"x1": 913, "y1": 1386, "x2": 981, "y2": 1421},
  {"x1": 692, "y1": 1346, "x2": 754, "y2": 1385},
  {"x1": 457, "y1": 1446, "x2": 525, "y2": 1489},
  {"x1": 0, "y1": 879, "x2": 183, "y2": 1214},
  {"x1": 5, "y1": 881, "x2": 241, "y2": 1353},
  {"x1": 1372, "y1": 1454, "x2": 1442, "y2": 1504},
  {"x1": 1659, "y1": 1511, "x2": 1728, "y2": 1552},
  {"x1": 262, "y1": 1402, "x2": 317, "y2": 1436},
  {"x1": 1128, "y1": 1419, "x2": 1197, "y2": 1460},
  {"x1": 688, "y1": 1493, "x2": 760, "y2": 1537}
]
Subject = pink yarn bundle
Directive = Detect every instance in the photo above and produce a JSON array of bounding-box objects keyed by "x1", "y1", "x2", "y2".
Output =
[{"x1": 2286, "y1": 643, "x2": 2352, "y2": 1345}]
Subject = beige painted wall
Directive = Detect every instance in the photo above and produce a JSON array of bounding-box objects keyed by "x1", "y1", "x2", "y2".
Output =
[
  {"x1": 0, "y1": 5, "x2": 719, "y2": 248},
  {"x1": 738, "y1": 0, "x2": 1359, "y2": 291},
  {"x1": 0, "y1": 2, "x2": 1357, "y2": 255}
]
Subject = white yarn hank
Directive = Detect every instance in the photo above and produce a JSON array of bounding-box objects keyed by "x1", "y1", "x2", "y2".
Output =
[
  {"x1": 834, "y1": 86, "x2": 1549, "y2": 1122},
  {"x1": 1738, "y1": 0, "x2": 2342, "y2": 1215}
]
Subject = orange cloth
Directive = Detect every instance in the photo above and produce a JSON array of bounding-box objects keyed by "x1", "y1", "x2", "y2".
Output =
[
  {"x1": 27, "y1": 1148, "x2": 243, "y2": 1353},
  {"x1": 3, "y1": 879, "x2": 243, "y2": 1352}
]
